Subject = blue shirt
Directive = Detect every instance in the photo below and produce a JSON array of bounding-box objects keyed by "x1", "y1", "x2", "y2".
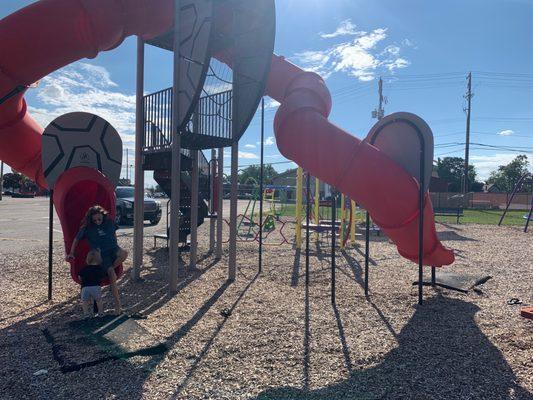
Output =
[{"x1": 76, "y1": 219, "x2": 118, "y2": 253}]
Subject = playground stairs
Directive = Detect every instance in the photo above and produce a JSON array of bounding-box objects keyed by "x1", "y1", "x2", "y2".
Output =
[
  {"x1": 145, "y1": 152, "x2": 209, "y2": 244},
  {"x1": 142, "y1": 90, "x2": 224, "y2": 244},
  {"x1": 153, "y1": 164, "x2": 209, "y2": 243}
]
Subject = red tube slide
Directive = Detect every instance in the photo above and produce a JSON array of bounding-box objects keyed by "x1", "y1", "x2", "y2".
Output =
[
  {"x1": 54, "y1": 167, "x2": 122, "y2": 284},
  {"x1": 266, "y1": 55, "x2": 454, "y2": 266},
  {"x1": 0, "y1": 0, "x2": 174, "y2": 282}
]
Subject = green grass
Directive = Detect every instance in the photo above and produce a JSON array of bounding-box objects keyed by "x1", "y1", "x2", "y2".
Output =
[
  {"x1": 253, "y1": 204, "x2": 529, "y2": 226},
  {"x1": 435, "y1": 209, "x2": 527, "y2": 226}
]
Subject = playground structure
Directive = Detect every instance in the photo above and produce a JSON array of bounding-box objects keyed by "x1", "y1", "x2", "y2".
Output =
[
  {"x1": 233, "y1": 183, "x2": 292, "y2": 245},
  {"x1": 498, "y1": 173, "x2": 533, "y2": 233},
  {"x1": 4, "y1": 4, "x2": 533, "y2": 399},
  {"x1": 295, "y1": 167, "x2": 357, "y2": 250},
  {"x1": 0, "y1": 0, "x2": 457, "y2": 306}
]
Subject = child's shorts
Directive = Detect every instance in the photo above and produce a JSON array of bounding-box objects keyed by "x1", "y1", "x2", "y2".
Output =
[
  {"x1": 100, "y1": 248, "x2": 119, "y2": 271},
  {"x1": 81, "y1": 286, "x2": 102, "y2": 302}
]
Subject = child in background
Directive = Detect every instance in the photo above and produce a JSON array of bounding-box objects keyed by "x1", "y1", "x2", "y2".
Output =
[{"x1": 78, "y1": 249, "x2": 107, "y2": 317}]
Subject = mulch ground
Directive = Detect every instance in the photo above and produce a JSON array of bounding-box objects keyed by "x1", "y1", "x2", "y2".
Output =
[{"x1": 0, "y1": 220, "x2": 532, "y2": 400}]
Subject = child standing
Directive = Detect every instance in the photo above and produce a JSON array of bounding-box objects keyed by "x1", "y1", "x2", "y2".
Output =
[
  {"x1": 78, "y1": 249, "x2": 107, "y2": 317},
  {"x1": 66, "y1": 205, "x2": 127, "y2": 315}
]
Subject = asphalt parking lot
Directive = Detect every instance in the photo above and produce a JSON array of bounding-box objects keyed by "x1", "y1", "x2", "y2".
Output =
[
  {"x1": 0, "y1": 196, "x2": 168, "y2": 254},
  {"x1": 0, "y1": 196, "x2": 249, "y2": 254}
]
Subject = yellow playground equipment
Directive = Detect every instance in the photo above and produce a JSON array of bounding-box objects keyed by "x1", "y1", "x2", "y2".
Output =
[{"x1": 295, "y1": 167, "x2": 357, "y2": 249}]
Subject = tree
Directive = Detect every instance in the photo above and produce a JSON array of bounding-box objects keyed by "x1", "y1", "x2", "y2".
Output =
[
  {"x1": 3, "y1": 172, "x2": 23, "y2": 191},
  {"x1": 486, "y1": 155, "x2": 531, "y2": 193},
  {"x1": 2, "y1": 171, "x2": 40, "y2": 194},
  {"x1": 237, "y1": 164, "x2": 279, "y2": 185},
  {"x1": 436, "y1": 157, "x2": 483, "y2": 192}
]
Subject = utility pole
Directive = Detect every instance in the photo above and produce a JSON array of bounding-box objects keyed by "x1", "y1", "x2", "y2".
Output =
[
  {"x1": 372, "y1": 77, "x2": 386, "y2": 120},
  {"x1": 463, "y1": 72, "x2": 473, "y2": 196}
]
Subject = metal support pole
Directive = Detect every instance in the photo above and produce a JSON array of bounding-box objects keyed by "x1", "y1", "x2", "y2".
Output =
[
  {"x1": 340, "y1": 194, "x2": 345, "y2": 250},
  {"x1": 331, "y1": 193, "x2": 337, "y2": 304},
  {"x1": 314, "y1": 178, "x2": 320, "y2": 242},
  {"x1": 48, "y1": 190, "x2": 54, "y2": 300},
  {"x1": 364, "y1": 211, "x2": 370, "y2": 297},
  {"x1": 132, "y1": 38, "x2": 145, "y2": 281},
  {"x1": 350, "y1": 200, "x2": 356, "y2": 245},
  {"x1": 525, "y1": 194, "x2": 533, "y2": 233},
  {"x1": 0, "y1": 161, "x2": 4, "y2": 201},
  {"x1": 431, "y1": 266, "x2": 436, "y2": 286},
  {"x1": 259, "y1": 98, "x2": 265, "y2": 273},
  {"x1": 499, "y1": 174, "x2": 528, "y2": 226},
  {"x1": 216, "y1": 148, "x2": 224, "y2": 259},
  {"x1": 209, "y1": 149, "x2": 216, "y2": 252},
  {"x1": 228, "y1": 142, "x2": 238, "y2": 281},
  {"x1": 305, "y1": 172, "x2": 311, "y2": 285},
  {"x1": 418, "y1": 142, "x2": 426, "y2": 305},
  {"x1": 296, "y1": 167, "x2": 303, "y2": 249},
  {"x1": 189, "y1": 149, "x2": 199, "y2": 269},
  {"x1": 169, "y1": 1, "x2": 183, "y2": 292}
]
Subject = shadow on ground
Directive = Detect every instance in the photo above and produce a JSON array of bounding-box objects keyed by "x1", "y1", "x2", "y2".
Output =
[
  {"x1": 255, "y1": 296, "x2": 532, "y2": 400},
  {"x1": 0, "y1": 248, "x2": 251, "y2": 400},
  {"x1": 438, "y1": 230, "x2": 477, "y2": 242}
]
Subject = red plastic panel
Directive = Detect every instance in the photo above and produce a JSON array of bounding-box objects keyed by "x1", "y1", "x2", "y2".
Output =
[{"x1": 54, "y1": 167, "x2": 122, "y2": 285}]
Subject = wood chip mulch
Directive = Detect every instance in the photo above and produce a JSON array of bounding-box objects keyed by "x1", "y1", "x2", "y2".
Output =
[{"x1": 0, "y1": 221, "x2": 532, "y2": 400}]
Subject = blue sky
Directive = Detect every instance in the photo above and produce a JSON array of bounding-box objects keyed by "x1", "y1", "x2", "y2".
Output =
[{"x1": 2, "y1": 0, "x2": 533, "y2": 186}]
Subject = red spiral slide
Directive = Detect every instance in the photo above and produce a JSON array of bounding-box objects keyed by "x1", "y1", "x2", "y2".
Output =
[
  {"x1": 264, "y1": 56, "x2": 454, "y2": 266},
  {"x1": 0, "y1": 0, "x2": 454, "y2": 274}
]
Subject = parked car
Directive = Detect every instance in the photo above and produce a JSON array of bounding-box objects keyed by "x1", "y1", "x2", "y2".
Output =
[
  {"x1": 12, "y1": 192, "x2": 35, "y2": 198},
  {"x1": 115, "y1": 186, "x2": 162, "y2": 226}
]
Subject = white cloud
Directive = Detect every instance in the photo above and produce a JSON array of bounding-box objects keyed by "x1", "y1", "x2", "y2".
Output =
[
  {"x1": 470, "y1": 153, "x2": 527, "y2": 180},
  {"x1": 266, "y1": 99, "x2": 280, "y2": 109},
  {"x1": 292, "y1": 50, "x2": 333, "y2": 78},
  {"x1": 497, "y1": 129, "x2": 514, "y2": 136},
  {"x1": 244, "y1": 144, "x2": 256, "y2": 149},
  {"x1": 202, "y1": 82, "x2": 232, "y2": 96},
  {"x1": 257, "y1": 136, "x2": 275, "y2": 146},
  {"x1": 382, "y1": 45, "x2": 400, "y2": 57},
  {"x1": 383, "y1": 57, "x2": 410, "y2": 72},
  {"x1": 239, "y1": 151, "x2": 258, "y2": 159},
  {"x1": 402, "y1": 38, "x2": 416, "y2": 48},
  {"x1": 223, "y1": 151, "x2": 259, "y2": 160},
  {"x1": 293, "y1": 26, "x2": 410, "y2": 81},
  {"x1": 29, "y1": 62, "x2": 136, "y2": 136},
  {"x1": 79, "y1": 64, "x2": 118, "y2": 87},
  {"x1": 320, "y1": 19, "x2": 360, "y2": 39}
]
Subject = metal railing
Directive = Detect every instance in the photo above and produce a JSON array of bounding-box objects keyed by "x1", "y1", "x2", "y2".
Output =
[
  {"x1": 143, "y1": 87, "x2": 173, "y2": 152},
  {"x1": 195, "y1": 89, "x2": 233, "y2": 140},
  {"x1": 143, "y1": 88, "x2": 233, "y2": 153}
]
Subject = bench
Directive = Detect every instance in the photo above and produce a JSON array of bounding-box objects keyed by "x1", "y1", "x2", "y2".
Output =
[
  {"x1": 153, "y1": 234, "x2": 192, "y2": 249},
  {"x1": 153, "y1": 233, "x2": 168, "y2": 248},
  {"x1": 434, "y1": 207, "x2": 464, "y2": 224}
]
